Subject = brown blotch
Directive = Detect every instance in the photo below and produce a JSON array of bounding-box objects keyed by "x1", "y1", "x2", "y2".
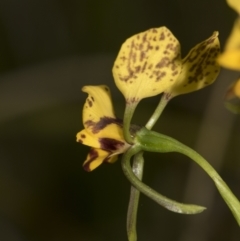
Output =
[
  {"x1": 142, "y1": 33, "x2": 147, "y2": 42},
  {"x1": 159, "y1": 32, "x2": 165, "y2": 40},
  {"x1": 156, "y1": 71, "x2": 166, "y2": 81},
  {"x1": 81, "y1": 134, "x2": 86, "y2": 138},
  {"x1": 99, "y1": 138, "x2": 125, "y2": 152},
  {"x1": 148, "y1": 64, "x2": 153, "y2": 70},
  {"x1": 156, "y1": 57, "x2": 170, "y2": 68},
  {"x1": 172, "y1": 70, "x2": 179, "y2": 76},
  {"x1": 135, "y1": 65, "x2": 141, "y2": 73},
  {"x1": 120, "y1": 56, "x2": 127, "y2": 62},
  {"x1": 85, "y1": 117, "x2": 123, "y2": 134},
  {"x1": 140, "y1": 51, "x2": 146, "y2": 62},
  {"x1": 83, "y1": 149, "x2": 99, "y2": 172},
  {"x1": 141, "y1": 61, "x2": 147, "y2": 73},
  {"x1": 87, "y1": 99, "x2": 93, "y2": 107}
]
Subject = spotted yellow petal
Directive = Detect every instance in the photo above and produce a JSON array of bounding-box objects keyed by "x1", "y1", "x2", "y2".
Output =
[
  {"x1": 113, "y1": 27, "x2": 181, "y2": 103},
  {"x1": 227, "y1": 0, "x2": 240, "y2": 13},
  {"x1": 76, "y1": 129, "x2": 100, "y2": 148},
  {"x1": 167, "y1": 31, "x2": 220, "y2": 97},
  {"x1": 82, "y1": 85, "x2": 124, "y2": 141},
  {"x1": 82, "y1": 85, "x2": 115, "y2": 124},
  {"x1": 218, "y1": 19, "x2": 240, "y2": 70},
  {"x1": 83, "y1": 148, "x2": 118, "y2": 171}
]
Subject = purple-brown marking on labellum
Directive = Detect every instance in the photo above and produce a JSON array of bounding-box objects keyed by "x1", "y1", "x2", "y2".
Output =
[
  {"x1": 99, "y1": 138, "x2": 125, "y2": 151},
  {"x1": 83, "y1": 148, "x2": 99, "y2": 172}
]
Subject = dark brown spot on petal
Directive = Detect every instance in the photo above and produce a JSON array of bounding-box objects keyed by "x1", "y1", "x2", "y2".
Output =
[
  {"x1": 172, "y1": 70, "x2": 178, "y2": 76},
  {"x1": 155, "y1": 57, "x2": 170, "y2": 68},
  {"x1": 99, "y1": 138, "x2": 125, "y2": 152},
  {"x1": 140, "y1": 51, "x2": 145, "y2": 61},
  {"x1": 141, "y1": 61, "x2": 147, "y2": 73},
  {"x1": 135, "y1": 65, "x2": 141, "y2": 73},
  {"x1": 159, "y1": 32, "x2": 165, "y2": 40},
  {"x1": 87, "y1": 99, "x2": 92, "y2": 107},
  {"x1": 156, "y1": 71, "x2": 166, "y2": 81}
]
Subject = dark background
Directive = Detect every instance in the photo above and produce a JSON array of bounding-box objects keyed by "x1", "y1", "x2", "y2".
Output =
[{"x1": 0, "y1": 0, "x2": 239, "y2": 240}]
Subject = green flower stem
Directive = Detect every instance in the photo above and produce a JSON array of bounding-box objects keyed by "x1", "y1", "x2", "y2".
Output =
[
  {"x1": 126, "y1": 94, "x2": 170, "y2": 240},
  {"x1": 127, "y1": 152, "x2": 144, "y2": 241},
  {"x1": 145, "y1": 93, "x2": 170, "y2": 129},
  {"x1": 122, "y1": 145, "x2": 206, "y2": 214},
  {"x1": 136, "y1": 128, "x2": 240, "y2": 226},
  {"x1": 123, "y1": 102, "x2": 138, "y2": 144}
]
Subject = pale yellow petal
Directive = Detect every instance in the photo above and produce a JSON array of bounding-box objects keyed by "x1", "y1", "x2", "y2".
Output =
[
  {"x1": 113, "y1": 27, "x2": 181, "y2": 103},
  {"x1": 83, "y1": 148, "x2": 117, "y2": 171},
  {"x1": 218, "y1": 50, "x2": 240, "y2": 70},
  {"x1": 224, "y1": 18, "x2": 240, "y2": 51},
  {"x1": 218, "y1": 19, "x2": 240, "y2": 70},
  {"x1": 167, "y1": 31, "x2": 220, "y2": 97},
  {"x1": 227, "y1": 0, "x2": 240, "y2": 13}
]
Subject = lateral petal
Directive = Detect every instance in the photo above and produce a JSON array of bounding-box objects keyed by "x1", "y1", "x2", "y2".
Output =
[{"x1": 167, "y1": 31, "x2": 220, "y2": 97}]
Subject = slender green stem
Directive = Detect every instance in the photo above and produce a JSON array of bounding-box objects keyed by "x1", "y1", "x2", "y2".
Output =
[
  {"x1": 126, "y1": 93, "x2": 171, "y2": 241},
  {"x1": 136, "y1": 128, "x2": 240, "y2": 226},
  {"x1": 123, "y1": 102, "x2": 138, "y2": 144},
  {"x1": 127, "y1": 152, "x2": 144, "y2": 241},
  {"x1": 145, "y1": 93, "x2": 170, "y2": 129},
  {"x1": 122, "y1": 146, "x2": 206, "y2": 214}
]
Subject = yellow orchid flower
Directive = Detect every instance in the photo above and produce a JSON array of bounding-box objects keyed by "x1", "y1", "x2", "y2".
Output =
[
  {"x1": 166, "y1": 31, "x2": 220, "y2": 98},
  {"x1": 217, "y1": 0, "x2": 240, "y2": 70},
  {"x1": 76, "y1": 85, "x2": 130, "y2": 171},
  {"x1": 112, "y1": 26, "x2": 182, "y2": 103},
  {"x1": 218, "y1": 18, "x2": 240, "y2": 70}
]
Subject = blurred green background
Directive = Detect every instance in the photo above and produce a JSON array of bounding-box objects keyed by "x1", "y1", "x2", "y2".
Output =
[{"x1": 0, "y1": 0, "x2": 240, "y2": 240}]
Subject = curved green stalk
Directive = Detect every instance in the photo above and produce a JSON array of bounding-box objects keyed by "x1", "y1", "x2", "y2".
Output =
[
  {"x1": 145, "y1": 93, "x2": 170, "y2": 129},
  {"x1": 122, "y1": 145, "x2": 206, "y2": 214},
  {"x1": 136, "y1": 128, "x2": 240, "y2": 226},
  {"x1": 126, "y1": 93, "x2": 171, "y2": 241},
  {"x1": 127, "y1": 152, "x2": 144, "y2": 241}
]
